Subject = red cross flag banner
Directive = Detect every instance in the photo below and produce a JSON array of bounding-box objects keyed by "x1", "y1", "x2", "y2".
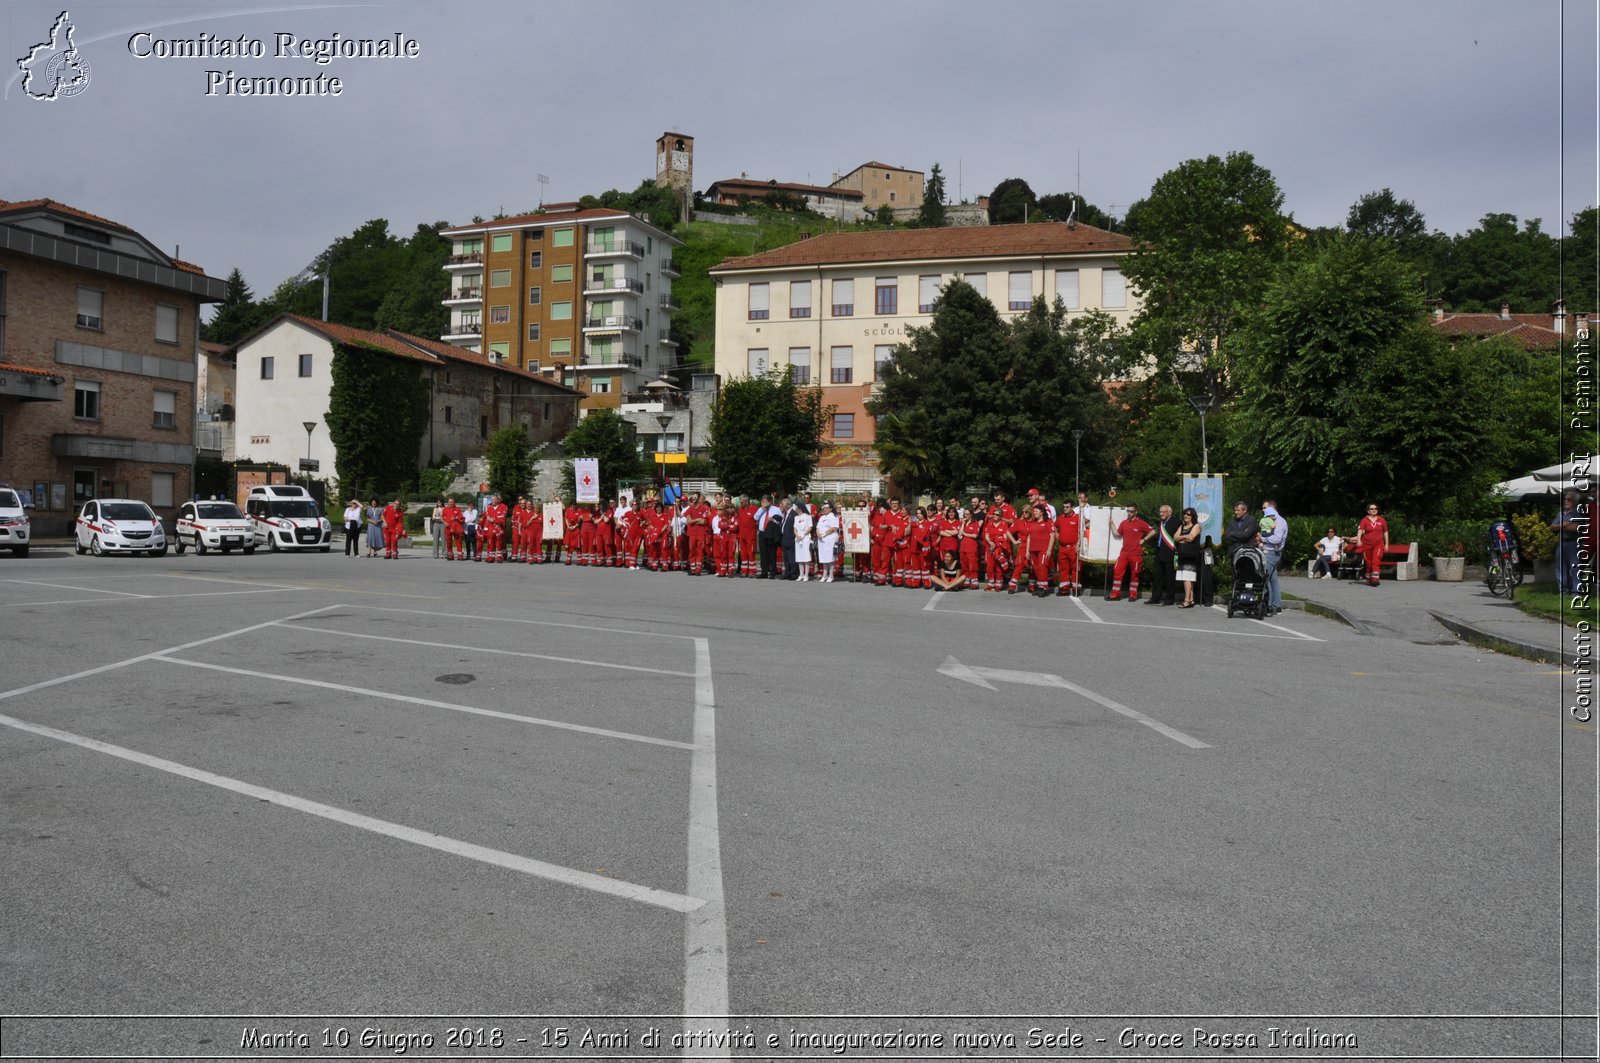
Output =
[
  {"x1": 542, "y1": 501, "x2": 564, "y2": 539},
  {"x1": 573, "y1": 457, "x2": 600, "y2": 504},
  {"x1": 1077, "y1": 504, "x2": 1128, "y2": 564},
  {"x1": 841, "y1": 508, "x2": 871, "y2": 554}
]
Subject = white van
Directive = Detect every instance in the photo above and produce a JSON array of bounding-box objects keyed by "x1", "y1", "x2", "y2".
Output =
[
  {"x1": 246, "y1": 484, "x2": 332, "y2": 552},
  {"x1": 0, "y1": 484, "x2": 32, "y2": 557}
]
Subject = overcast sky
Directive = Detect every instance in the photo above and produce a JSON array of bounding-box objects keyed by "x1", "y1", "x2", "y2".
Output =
[{"x1": 5, "y1": 0, "x2": 1595, "y2": 302}]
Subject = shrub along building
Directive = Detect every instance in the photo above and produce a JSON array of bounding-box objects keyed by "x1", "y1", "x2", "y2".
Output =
[
  {"x1": 437, "y1": 206, "x2": 682, "y2": 415},
  {"x1": 230, "y1": 314, "x2": 581, "y2": 487},
  {"x1": 709, "y1": 222, "x2": 1139, "y2": 490},
  {"x1": 0, "y1": 198, "x2": 226, "y2": 532}
]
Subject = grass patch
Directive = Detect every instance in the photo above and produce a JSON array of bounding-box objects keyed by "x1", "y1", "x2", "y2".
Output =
[{"x1": 1516, "y1": 582, "x2": 1599, "y2": 624}]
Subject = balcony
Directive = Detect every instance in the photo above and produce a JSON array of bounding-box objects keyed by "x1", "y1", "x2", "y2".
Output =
[
  {"x1": 442, "y1": 320, "x2": 482, "y2": 343},
  {"x1": 660, "y1": 257, "x2": 680, "y2": 277},
  {"x1": 445, "y1": 252, "x2": 483, "y2": 269},
  {"x1": 579, "y1": 353, "x2": 643, "y2": 370},
  {"x1": 443, "y1": 286, "x2": 482, "y2": 305},
  {"x1": 586, "y1": 238, "x2": 645, "y2": 259},
  {"x1": 659, "y1": 329, "x2": 678, "y2": 345},
  {"x1": 658, "y1": 294, "x2": 680, "y2": 311},
  {"x1": 583, "y1": 315, "x2": 644, "y2": 333},
  {"x1": 584, "y1": 276, "x2": 645, "y2": 294}
]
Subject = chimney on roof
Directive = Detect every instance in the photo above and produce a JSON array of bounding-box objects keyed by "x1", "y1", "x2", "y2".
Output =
[
  {"x1": 1554, "y1": 298, "x2": 1567, "y2": 334},
  {"x1": 1499, "y1": 303, "x2": 1511, "y2": 320}
]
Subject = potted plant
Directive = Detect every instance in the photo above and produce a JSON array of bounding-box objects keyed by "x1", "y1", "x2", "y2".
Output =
[{"x1": 1431, "y1": 539, "x2": 1466, "y2": 581}]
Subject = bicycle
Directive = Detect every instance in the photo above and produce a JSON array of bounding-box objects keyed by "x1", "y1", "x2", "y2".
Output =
[{"x1": 1485, "y1": 547, "x2": 1522, "y2": 599}]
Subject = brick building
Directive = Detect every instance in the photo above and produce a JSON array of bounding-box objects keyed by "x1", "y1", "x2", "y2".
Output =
[{"x1": 0, "y1": 199, "x2": 225, "y2": 532}]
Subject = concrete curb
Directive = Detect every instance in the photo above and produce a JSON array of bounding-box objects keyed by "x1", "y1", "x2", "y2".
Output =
[{"x1": 1428, "y1": 610, "x2": 1572, "y2": 667}]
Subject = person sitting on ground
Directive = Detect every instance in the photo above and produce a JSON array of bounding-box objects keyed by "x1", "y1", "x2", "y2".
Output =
[
  {"x1": 1312, "y1": 526, "x2": 1342, "y2": 579},
  {"x1": 929, "y1": 548, "x2": 967, "y2": 591}
]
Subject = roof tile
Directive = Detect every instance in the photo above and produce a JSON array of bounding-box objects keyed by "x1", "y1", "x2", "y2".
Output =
[{"x1": 710, "y1": 222, "x2": 1133, "y2": 272}]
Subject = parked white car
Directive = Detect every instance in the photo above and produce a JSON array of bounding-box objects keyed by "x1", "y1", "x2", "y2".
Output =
[
  {"x1": 246, "y1": 484, "x2": 332, "y2": 552},
  {"x1": 173, "y1": 499, "x2": 255, "y2": 555},
  {"x1": 0, "y1": 485, "x2": 31, "y2": 557},
  {"x1": 74, "y1": 499, "x2": 168, "y2": 557}
]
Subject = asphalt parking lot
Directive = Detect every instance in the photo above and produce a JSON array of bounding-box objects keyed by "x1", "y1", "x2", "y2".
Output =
[{"x1": 0, "y1": 546, "x2": 1592, "y2": 1059}]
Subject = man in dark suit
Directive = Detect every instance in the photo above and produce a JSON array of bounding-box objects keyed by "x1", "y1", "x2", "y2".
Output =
[
  {"x1": 757, "y1": 494, "x2": 781, "y2": 578},
  {"x1": 1148, "y1": 503, "x2": 1180, "y2": 606},
  {"x1": 779, "y1": 497, "x2": 800, "y2": 580}
]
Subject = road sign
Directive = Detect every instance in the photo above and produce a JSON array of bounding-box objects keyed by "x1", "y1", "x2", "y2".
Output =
[{"x1": 298, "y1": 458, "x2": 320, "y2": 472}]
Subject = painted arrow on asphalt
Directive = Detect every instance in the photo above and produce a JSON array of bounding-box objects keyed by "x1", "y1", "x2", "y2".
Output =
[{"x1": 938, "y1": 656, "x2": 1212, "y2": 749}]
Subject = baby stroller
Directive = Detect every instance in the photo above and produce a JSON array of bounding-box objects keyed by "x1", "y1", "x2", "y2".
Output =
[{"x1": 1228, "y1": 546, "x2": 1270, "y2": 619}]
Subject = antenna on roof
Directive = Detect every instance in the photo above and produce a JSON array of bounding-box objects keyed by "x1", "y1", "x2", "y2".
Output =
[
  {"x1": 537, "y1": 173, "x2": 549, "y2": 207},
  {"x1": 1067, "y1": 197, "x2": 1077, "y2": 229}
]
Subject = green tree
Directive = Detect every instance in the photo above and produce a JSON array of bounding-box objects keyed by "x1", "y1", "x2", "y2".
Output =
[
  {"x1": 1565, "y1": 207, "x2": 1598, "y2": 313},
  {"x1": 484, "y1": 426, "x2": 533, "y2": 500},
  {"x1": 1231, "y1": 233, "x2": 1491, "y2": 519},
  {"x1": 918, "y1": 162, "x2": 947, "y2": 228},
  {"x1": 987, "y1": 177, "x2": 1037, "y2": 225},
  {"x1": 201, "y1": 268, "x2": 276, "y2": 346},
  {"x1": 373, "y1": 222, "x2": 450, "y2": 338},
  {"x1": 707, "y1": 370, "x2": 830, "y2": 496},
  {"x1": 560, "y1": 409, "x2": 647, "y2": 496},
  {"x1": 1346, "y1": 188, "x2": 1427, "y2": 243},
  {"x1": 1121, "y1": 151, "x2": 1292, "y2": 377},
  {"x1": 1441, "y1": 212, "x2": 1560, "y2": 312},
  {"x1": 867, "y1": 279, "x2": 1118, "y2": 496},
  {"x1": 1037, "y1": 193, "x2": 1117, "y2": 230},
  {"x1": 324, "y1": 341, "x2": 432, "y2": 498}
]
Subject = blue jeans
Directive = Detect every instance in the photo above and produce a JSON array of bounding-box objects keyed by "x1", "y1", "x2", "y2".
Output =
[
  {"x1": 1556, "y1": 538, "x2": 1580, "y2": 593},
  {"x1": 1264, "y1": 548, "x2": 1282, "y2": 609}
]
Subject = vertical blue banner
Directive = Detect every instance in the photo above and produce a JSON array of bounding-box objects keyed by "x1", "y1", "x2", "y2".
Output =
[{"x1": 1182, "y1": 474, "x2": 1226, "y2": 546}]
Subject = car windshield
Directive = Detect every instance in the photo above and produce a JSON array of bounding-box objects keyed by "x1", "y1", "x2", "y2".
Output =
[
  {"x1": 0, "y1": 489, "x2": 18, "y2": 508},
  {"x1": 267, "y1": 500, "x2": 321, "y2": 518},
  {"x1": 102, "y1": 503, "x2": 154, "y2": 521},
  {"x1": 197, "y1": 502, "x2": 243, "y2": 519}
]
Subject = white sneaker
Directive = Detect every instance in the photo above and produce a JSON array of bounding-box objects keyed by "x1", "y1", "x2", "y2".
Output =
[{"x1": 799, "y1": 574, "x2": 808, "y2": 582}]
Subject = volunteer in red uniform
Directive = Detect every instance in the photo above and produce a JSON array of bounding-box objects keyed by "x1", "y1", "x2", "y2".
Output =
[
  {"x1": 683, "y1": 493, "x2": 712, "y2": 575},
  {"x1": 595, "y1": 500, "x2": 616, "y2": 567},
  {"x1": 1109, "y1": 503, "x2": 1154, "y2": 600},
  {"x1": 959, "y1": 509, "x2": 984, "y2": 589},
  {"x1": 869, "y1": 499, "x2": 892, "y2": 586},
  {"x1": 736, "y1": 496, "x2": 760, "y2": 577},
  {"x1": 906, "y1": 507, "x2": 934, "y2": 589},
  {"x1": 983, "y1": 511, "x2": 1015, "y2": 592},
  {"x1": 882, "y1": 499, "x2": 910, "y2": 587},
  {"x1": 562, "y1": 499, "x2": 582, "y2": 564},
  {"x1": 516, "y1": 497, "x2": 542, "y2": 563},
  {"x1": 1015, "y1": 503, "x2": 1057, "y2": 596},
  {"x1": 381, "y1": 499, "x2": 405, "y2": 560},
  {"x1": 1054, "y1": 500, "x2": 1081, "y2": 596},
  {"x1": 616, "y1": 497, "x2": 639, "y2": 569},
  {"x1": 1357, "y1": 502, "x2": 1389, "y2": 588},
  {"x1": 479, "y1": 494, "x2": 507, "y2": 563},
  {"x1": 441, "y1": 498, "x2": 465, "y2": 560}
]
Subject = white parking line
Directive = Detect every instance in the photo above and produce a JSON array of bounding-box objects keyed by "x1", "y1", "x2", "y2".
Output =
[
  {"x1": 0, "y1": 606, "x2": 344, "y2": 705},
  {"x1": 277, "y1": 623, "x2": 695, "y2": 678},
  {"x1": 0, "y1": 709, "x2": 702, "y2": 913},
  {"x1": 922, "y1": 592, "x2": 942, "y2": 612},
  {"x1": 0, "y1": 578, "x2": 149, "y2": 597},
  {"x1": 930, "y1": 604, "x2": 1324, "y2": 641},
  {"x1": 350, "y1": 604, "x2": 698, "y2": 642},
  {"x1": 155, "y1": 657, "x2": 696, "y2": 750},
  {"x1": 1066, "y1": 593, "x2": 1104, "y2": 623},
  {"x1": 683, "y1": 637, "x2": 729, "y2": 1051}
]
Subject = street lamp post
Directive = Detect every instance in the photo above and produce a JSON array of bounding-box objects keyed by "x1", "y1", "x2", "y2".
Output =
[
  {"x1": 302, "y1": 420, "x2": 317, "y2": 488},
  {"x1": 1072, "y1": 429, "x2": 1084, "y2": 498},
  {"x1": 1174, "y1": 341, "x2": 1216, "y2": 476},
  {"x1": 655, "y1": 413, "x2": 673, "y2": 497}
]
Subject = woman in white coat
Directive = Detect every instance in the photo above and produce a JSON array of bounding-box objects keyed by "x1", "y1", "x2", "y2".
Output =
[
  {"x1": 815, "y1": 501, "x2": 840, "y2": 582},
  {"x1": 792, "y1": 502, "x2": 815, "y2": 581}
]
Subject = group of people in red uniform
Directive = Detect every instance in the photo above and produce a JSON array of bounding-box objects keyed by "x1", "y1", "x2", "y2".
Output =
[{"x1": 401, "y1": 487, "x2": 1174, "y2": 602}]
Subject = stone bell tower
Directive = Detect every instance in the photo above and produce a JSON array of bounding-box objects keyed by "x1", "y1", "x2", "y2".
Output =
[{"x1": 655, "y1": 131, "x2": 694, "y2": 217}]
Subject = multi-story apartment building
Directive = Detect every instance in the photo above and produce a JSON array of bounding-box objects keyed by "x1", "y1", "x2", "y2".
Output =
[
  {"x1": 709, "y1": 222, "x2": 1139, "y2": 485},
  {"x1": 0, "y1": 198, "x2": 225, "y2": 531},
  {"x1": 438, "y1": 207, "x2": 682, "y2": 414},
  {"x1": 830, "y1": 162, "x2": 925, "y2": 214},
  {"x1": 233, "y1": 314, "x2": 581, "y2": 474}
]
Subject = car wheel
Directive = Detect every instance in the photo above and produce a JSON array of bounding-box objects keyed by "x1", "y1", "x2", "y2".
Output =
[
  {"x1": 151, "y1": 546, "x2": 167, "y2": 558},
  {"x1": 269, "y1": 535, "x2": 280, "y2": 553},
  {"x1": 196, "y1": 537, "x2": 208, "y2": 556},
  {"x1": 175, "y1": 535, "x2": 187, "y2": 554},
  {"x1": 13, "y1": 545, "x2": 28, "y2": 558},
  {"x1": 75, "y1": 536, "x2": 87, "y2": 555},
  {"x1": 90, "y1": 535, "x2": 105, "y2": 557}
]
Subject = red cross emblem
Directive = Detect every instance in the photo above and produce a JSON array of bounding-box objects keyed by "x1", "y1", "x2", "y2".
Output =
[{"x1": 847, "y1": 521, "x2": 863, "y2": 537}]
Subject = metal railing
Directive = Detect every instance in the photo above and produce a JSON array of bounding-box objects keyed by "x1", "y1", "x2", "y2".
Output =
[
  {"x1": 584, "y1": 277, "x2": 645, "y2": 294},
  {"x1": 586, "y1": 239, "x2": 644, "y2": 257},
  {"x1": 585, "y1": 315, "x2": 644, "y2": 331}
]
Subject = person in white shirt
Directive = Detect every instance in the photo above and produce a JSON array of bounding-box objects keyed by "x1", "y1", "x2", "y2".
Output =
[
  {"x1": 342, "y1": 499, "x2": 364, "y2": 557},
  {"x1": 792, "y1": 502, "x2": 815, "y2": 581},
  {"x1": 815, "y1": 502, "x2": 841, "y2": 582},
  {"x1": 1312, "y1": 526, "x2": 1342, "y2": 579},
  {"x1": 462, "y1": 502, "x2": 480, "y2": 561}
]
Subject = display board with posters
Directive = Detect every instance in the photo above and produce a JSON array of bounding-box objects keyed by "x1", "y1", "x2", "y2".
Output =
[
  {"x1": 1182, "y1": 474, "x2": 1226, "y2": 547},
  {"x1": 573, "y1": 457, "x2": 600, "y2": 504},
  {"x1": 840, "y1": 508, "x2": 871, "y2": 554},
  {"x1": 542, "y1": 502, "x2": 564, "y2": 540},
  {"x1": 1076, "y1": 504, "x2": 1129, "y2": 563}
]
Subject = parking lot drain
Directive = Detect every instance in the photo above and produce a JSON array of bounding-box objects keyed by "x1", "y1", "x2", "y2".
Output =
[{"x1": 435, "y1": 673, "x2": 476, "y2": 685}]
